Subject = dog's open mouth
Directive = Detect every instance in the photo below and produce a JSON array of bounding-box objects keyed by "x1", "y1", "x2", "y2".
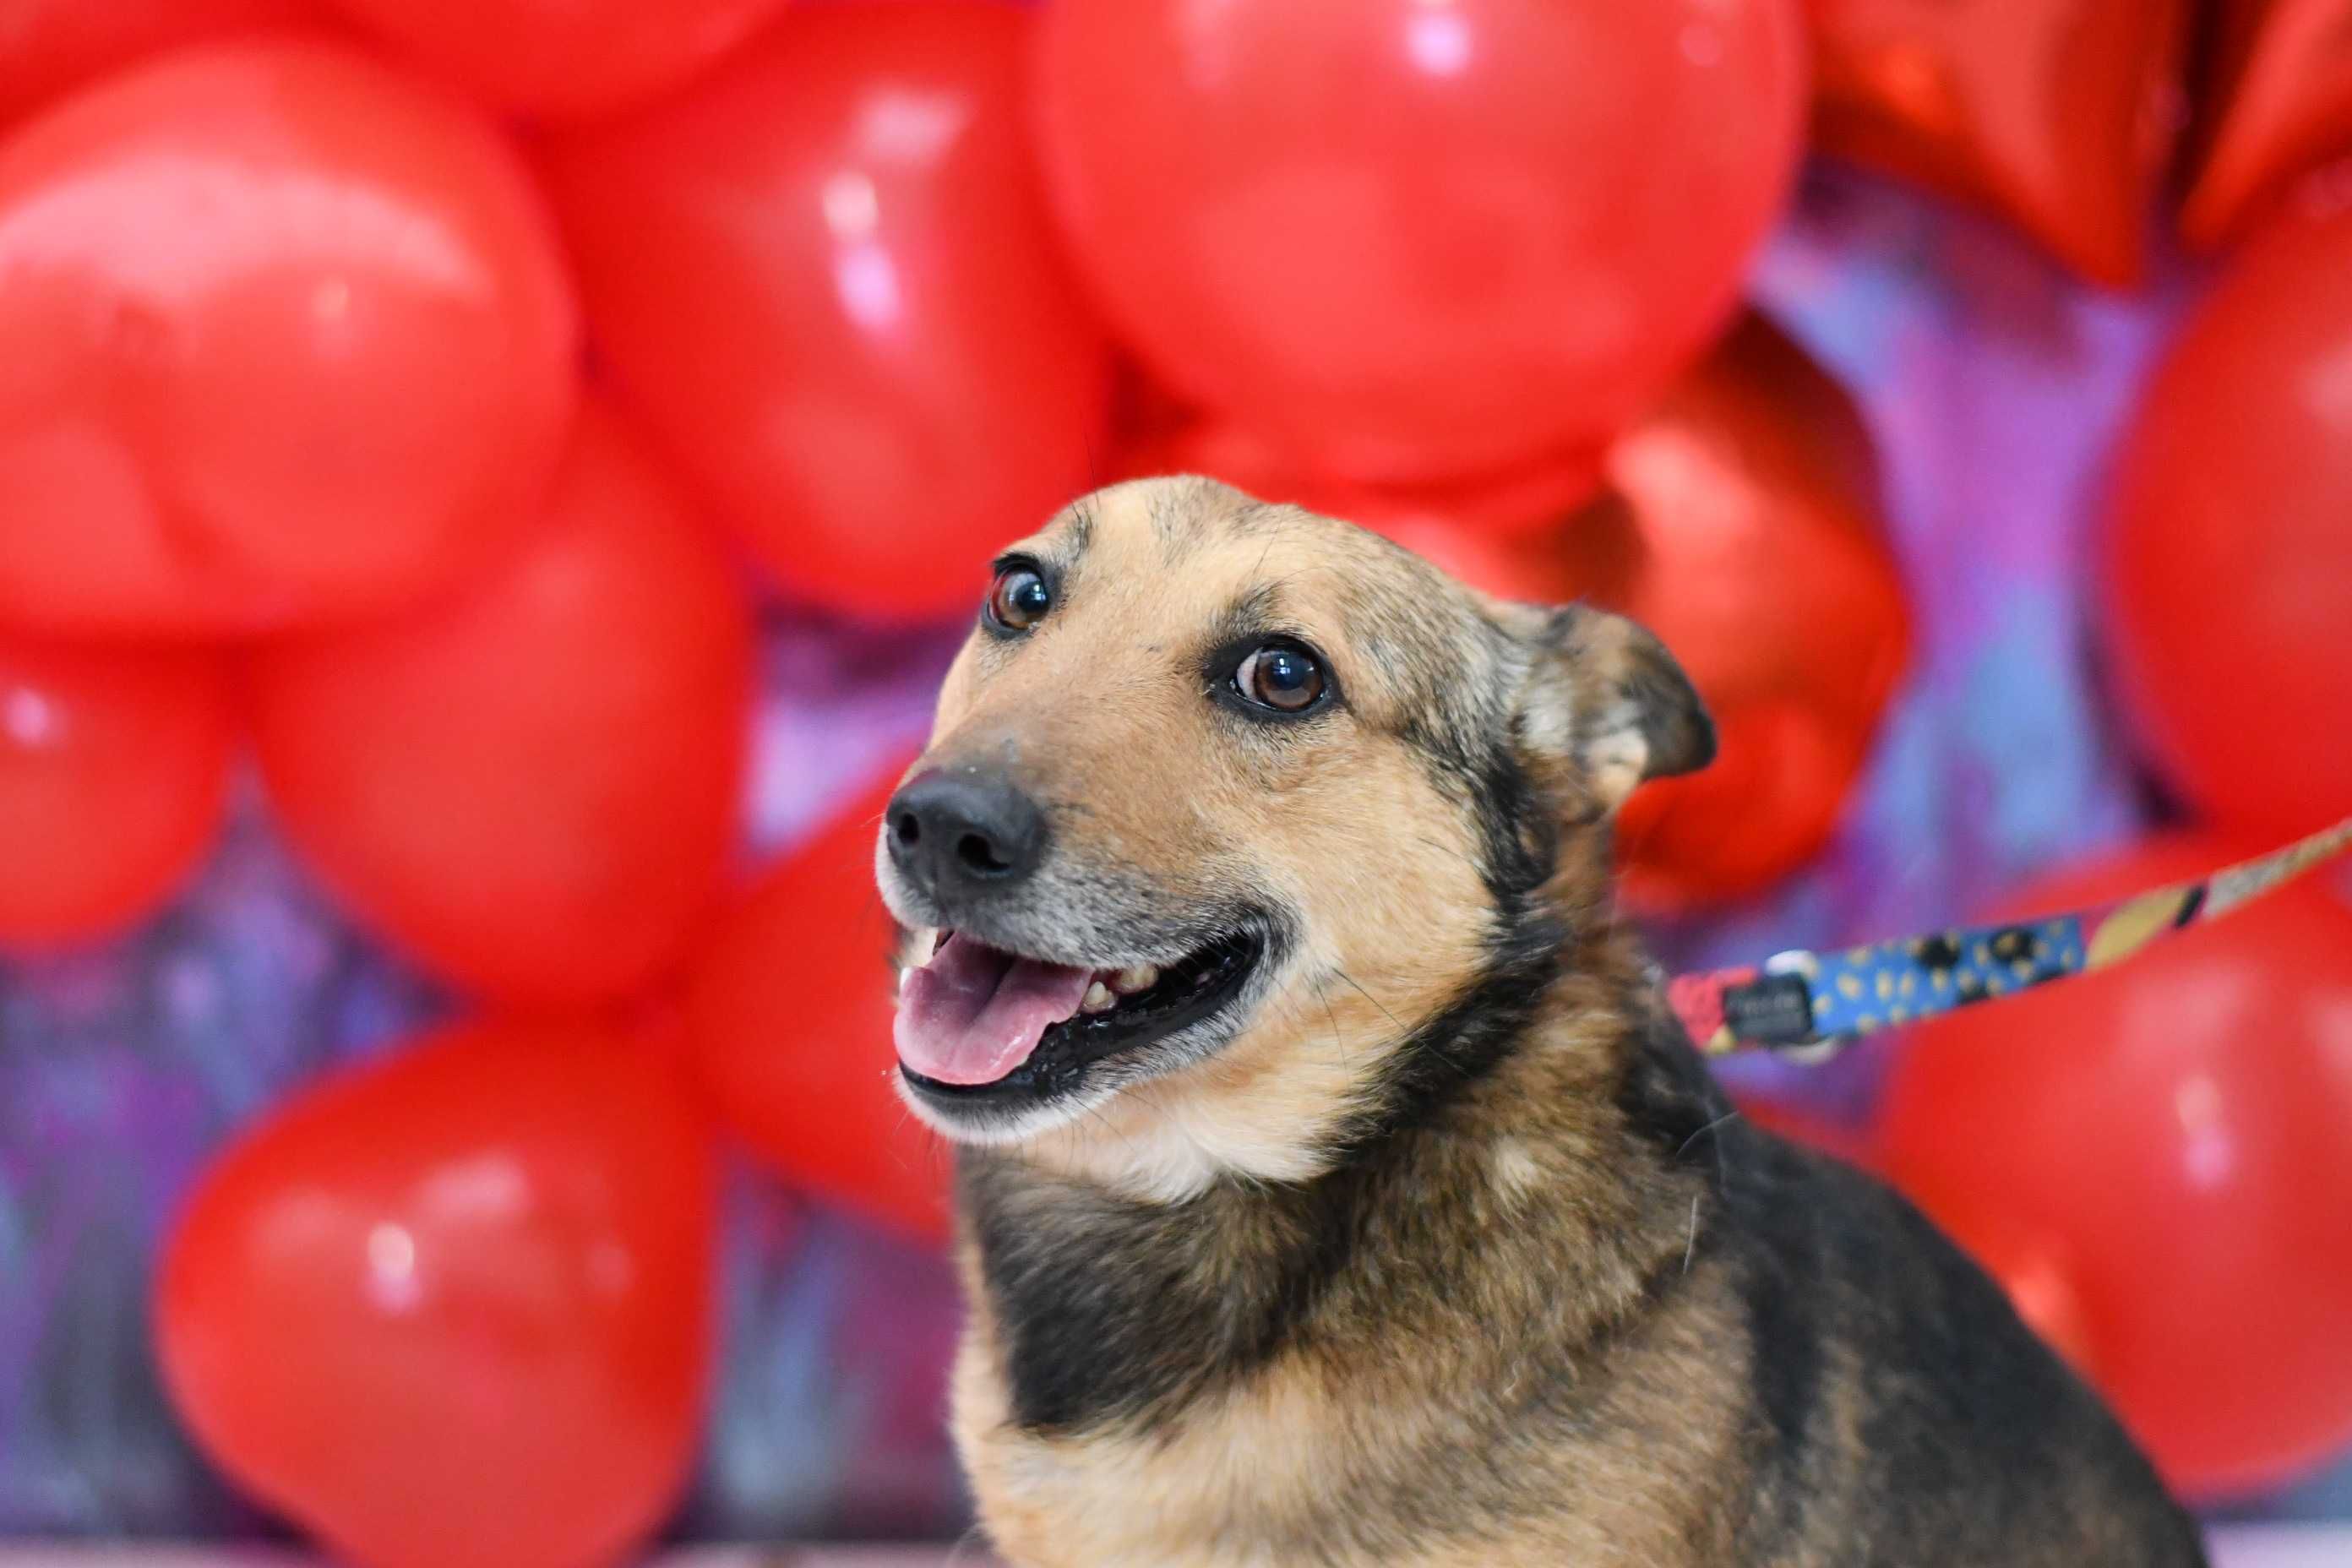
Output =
[{"x1": 896, "y1": 928, "x2": 1263, "y2": 1101}]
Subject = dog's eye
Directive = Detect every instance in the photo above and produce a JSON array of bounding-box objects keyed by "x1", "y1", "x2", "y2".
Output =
[
  {"x1": 985, "y1": 564, "x2": 1052, "y2": 633},
  {"x1": 1233, "y1": 642, "x2": 1327, "y2": 714}
]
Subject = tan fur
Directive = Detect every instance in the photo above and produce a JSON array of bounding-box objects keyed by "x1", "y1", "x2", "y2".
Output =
[
  {"x1": 885, "y1": 478, "x2": 2206, "y2": 1568},
  {"x1": 898, "y1": 473, "x2": 1744, "y2": 1554}
]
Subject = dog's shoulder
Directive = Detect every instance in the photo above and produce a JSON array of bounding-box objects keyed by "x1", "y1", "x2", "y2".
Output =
[{"x1": 1692, "y1": 1102, "x2": 2208, "y2": 1565}]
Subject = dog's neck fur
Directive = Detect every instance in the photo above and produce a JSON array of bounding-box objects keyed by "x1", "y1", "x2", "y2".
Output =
[{"x1": 954, "y1": 885, "x2": 1733, "y2": 1440}]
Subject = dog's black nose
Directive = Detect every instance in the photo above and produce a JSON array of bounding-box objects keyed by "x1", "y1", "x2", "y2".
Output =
[{"x1": 886, "y1": 769, "x2": 1047, "y2": 898}]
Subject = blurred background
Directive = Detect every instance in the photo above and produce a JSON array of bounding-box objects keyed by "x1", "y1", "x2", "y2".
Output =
[{"x1": 2, "y1": 0, "x2": 2350, "y2": 1563}]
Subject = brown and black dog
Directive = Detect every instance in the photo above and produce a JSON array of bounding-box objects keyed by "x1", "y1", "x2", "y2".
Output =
[{"x1": 874, "y1": 476, "x2": 2207, "y2": 1568}]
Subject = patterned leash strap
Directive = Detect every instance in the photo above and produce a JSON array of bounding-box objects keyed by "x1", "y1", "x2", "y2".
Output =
[{"x1": 1669, "y1": 814, "x2": 2352, "y2": 1059}]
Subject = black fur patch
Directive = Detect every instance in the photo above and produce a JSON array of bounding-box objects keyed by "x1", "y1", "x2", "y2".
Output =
[
  {"x1": 963, "y1": 1138, "x2": 1356, "y2": 1433},
  {"x1": 1616, "y1": 1006, "x2": 1736, "y2": 1161}
]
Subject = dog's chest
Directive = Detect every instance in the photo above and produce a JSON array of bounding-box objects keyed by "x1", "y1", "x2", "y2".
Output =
[
  {"x1": 947, "y1": 1323, "x2": 1675, "y2": 1568},
  {"x1": 952, "y1": 1315, "x2": 1494, "y2": 1567}
]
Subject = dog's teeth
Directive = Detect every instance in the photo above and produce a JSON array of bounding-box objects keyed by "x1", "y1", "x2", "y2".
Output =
[
  {"x1": 1081, "y1": 980, "x2": 1117, "y2": 1014},
  {"x1": 1113, "y1": 964, "x2": 1158, "y2": 994}
]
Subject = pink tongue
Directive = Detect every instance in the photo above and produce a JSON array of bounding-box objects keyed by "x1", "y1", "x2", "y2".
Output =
[{"x1": 896, "y1": 934, "x2": 1094, "y2": 1086}]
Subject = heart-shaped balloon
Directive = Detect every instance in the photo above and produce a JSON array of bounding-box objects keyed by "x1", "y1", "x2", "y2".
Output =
[
  {"x1": 0, "y1": 38, "x2": 578, "y2": 634},
  {"x1": 1809, "y1": 0, "x2": 2190, "y2": 285},
  {"x1": 318, "y1": 0, "x2": 787, "y2": 120},
  {"x1": 683, "y1": 758, "x2": 951, "y2": 1244},
  {"x1": 249, "y1": 401, "x2": 754, "y2": 1006},
  {"x1": 1592, "y1": 315, "x2": 1912, "y2": 907},
  {"x1": 542, "y1": 2, "x2": 1112, "y2": 623},
  {"x1": 2184, "y1": 0, "x2": 2352, "y2": 247},
  {"x1": 0, "y1": 629, "x2": 233, "y2": 948},
  {"x1": 157, "y1": 1017, "x2": 718, "y2": 1568}
]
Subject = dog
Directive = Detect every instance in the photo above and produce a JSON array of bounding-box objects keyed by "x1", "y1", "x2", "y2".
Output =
[{"x1": 874, "y1": 476, "x2": 2208, "y2": 1567}]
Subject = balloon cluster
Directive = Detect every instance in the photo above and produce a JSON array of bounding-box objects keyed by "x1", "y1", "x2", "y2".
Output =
[
  {"x1": 0, "y1": 0, "x2": 2342, "y2": 1562},
  {"x1": 1805, "y1": 0, "x2": 2352, "y2": 1501}
]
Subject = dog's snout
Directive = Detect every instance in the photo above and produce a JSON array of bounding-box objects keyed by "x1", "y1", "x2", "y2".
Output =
[{"x1": 887, "y1": 769, "x2": 1047, "y2": 899}]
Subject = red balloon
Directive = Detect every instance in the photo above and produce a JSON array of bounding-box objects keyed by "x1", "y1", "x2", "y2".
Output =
[
  {"x1": 2103, "y1": 208, "x2": 2352, "y2": 838},
  {"x1": 1808, "y1": 0, "x2": 2189, "y2": 285},
  {"x1": 542, "y1": 3, "x2": 1112, "y2": 623},
  {"x1": 1115, "y1": 418, "x2": 1596, "y2": 604},
  {"x1": 0, "y1": 631, "x2": 233, "y2": 948},
  {"x1": 1033, "y1": 0, "x2": 1807, "y2": 482},
  {"x1": 0, "y1": 0, "x2": 318, "y2": 127},
  {"x1": 319, "y1": 0, "x2": 787, "y2": 120},
  {"x1": 1594, "y1": 316, "x2": 1911, "y2": 906},
  {"x1": 0, "y1": 39, "x2": 578, "y2": 635},
  {"x1": 157, "y1": 1017, "x2": 716, "y2": 1568},
  {"x1": 683, "y1": 759, "x2": 950, "y2": 1243},
  {"x1": 250, "y1": 405, "x2": 753, "y2": 1006},
  {"x1": 2183, "y1": 0, "x2": 2352, "y2": 248},
  {"x1": 1879, "y1": 836, "x2": 2352, "y2": 1498}
]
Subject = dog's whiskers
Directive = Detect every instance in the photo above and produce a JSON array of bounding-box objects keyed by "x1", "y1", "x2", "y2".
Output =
[
  {"x1": 1065, "y1": 1091, "x2": 1148, "y2": 1168},
  {"x1": 1672, "y1": 1110, "x2": 1741, "y2": 1164},
  {"x1": 1309, "y1": 972, "x2": 1353, "y2": 1071},
  {"x1": 1332, "y1": 966, "x2": 1404, "y2": 1032}
]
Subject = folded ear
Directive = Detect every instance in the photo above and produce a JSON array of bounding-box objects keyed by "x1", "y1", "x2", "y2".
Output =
[{"x1": 1510, "y1": 603, "x2": 1716, "y2": 811}]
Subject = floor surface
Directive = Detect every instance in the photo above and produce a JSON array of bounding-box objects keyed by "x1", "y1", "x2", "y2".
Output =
[{"x1": 4, "y1": 1536, "x2": 2349, "y2": 1567}]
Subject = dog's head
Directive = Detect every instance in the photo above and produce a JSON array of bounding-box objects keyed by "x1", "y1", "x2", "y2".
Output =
[{"x1": 876, "y1": 477, "x2": 1712, "y2": 1194}]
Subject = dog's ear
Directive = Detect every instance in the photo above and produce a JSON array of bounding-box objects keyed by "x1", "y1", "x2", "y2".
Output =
[{"x1": 1509, "y1": 603, "x2": 1715, "y2": 811}]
